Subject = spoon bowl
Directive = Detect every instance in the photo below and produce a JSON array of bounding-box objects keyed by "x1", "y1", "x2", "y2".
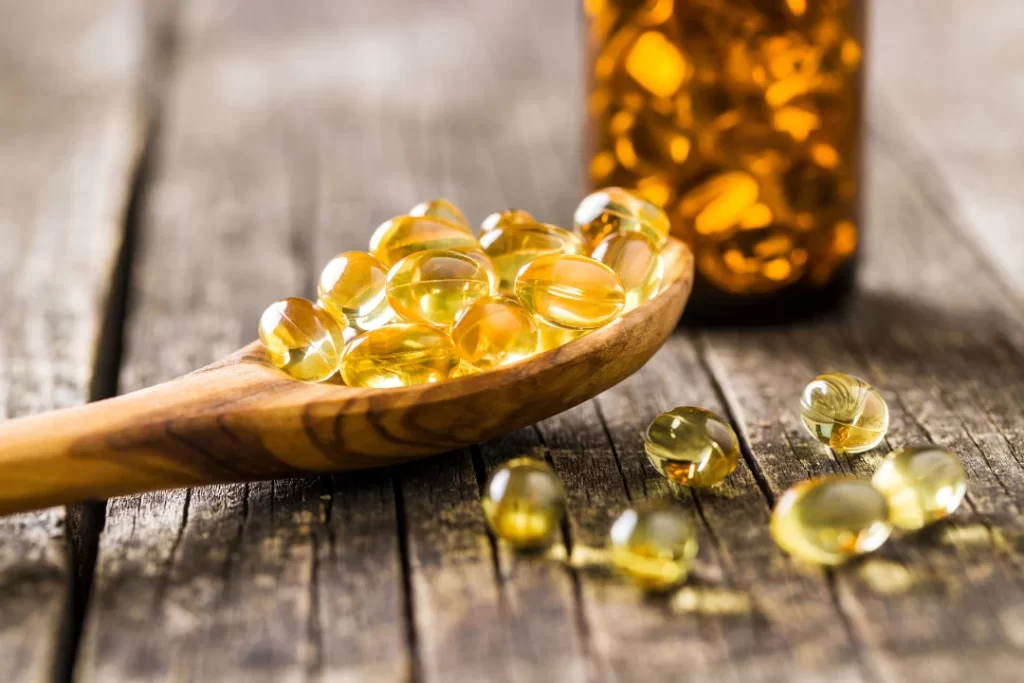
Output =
[{"x1": 0, "y1": 239, "x2": 694, "y2": 515}]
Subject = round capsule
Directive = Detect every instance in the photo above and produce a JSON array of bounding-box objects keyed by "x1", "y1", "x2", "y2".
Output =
[
  {"x1": 515, "y1": 253, "x2": 626, "y2": 330},
  {"x1": 369, "y1": 215, "x2": 480, "y2": 266},
  {"x1": 482, "y1": 458, "x2": 566, "y2": 549},
  {"x1": 800, "y1": 373, "x2": 889, "y2": 454},
  {"x1": 871, "y1": 445, "x2": 967, "y2": 531},
  {"x1": 479, "y1": 222, "x2": 584, "y2": 291},
  {"x1": 317, "y1": 251, "x2": 392, "y2": 331},
  {"x1": 451, "y1": 296, "x2": 539, "y2": 370},
  {"x1": 645, "y1": 407, "x2": 740, "y2": 488},
  {"x1": 574, "y1": 186, "x2": 671, "y2": 252},
  {"x1": 385, "y1": 250, "x2": 492, "y2": 328},
  {"x1": 591, "y1": 231, "x2": 664, "y2": 311},
  {"x1": 340, "y1": 323, "x2": 459, "y2": 388},
  {"x1": 258, "y1": 297, "x2": 344, "y2": 383},
  {"x1": 609, "y1": 501, "x2": 698, "y2": 592},
  {"x1": 480, "y1": 208, "x2": 535, "y2": 234},
  {"x1": 409, "y1": 198, "x2": 471, "y2": 232},
  {"x1": 771, "y1": 476, "x2": 892, "y2": 566}
]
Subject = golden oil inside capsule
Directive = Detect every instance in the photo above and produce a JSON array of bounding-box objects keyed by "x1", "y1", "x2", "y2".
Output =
[
  {"x1": 462, "y1": 249, "x2": 501, "y2": 292},
  {"x1": 340, "y1": 323, "x2": 459, "y2": 388},
  {"x1": 479, "y1": 222, "x2": 585, "y2": 292},
  {"x1": 871, "y1": 445, "x2": 967, "y2": 531},
  {"x1": 258, "y1": 297, "x2": 344, "y2": 383},
  {"x1": 591, "y1": 231, "x2": 664, "y2": 310},
  {"x1": 573, "y1": 186, "x2": 670, "y2": 251},
  {"x1": 480, "y1": 208, "x2": 535, "y2": 234},
  {"x1": 409, "y1": 198, "x2": 471, "y2": 232},
  {"x1": 609, "y1": 501, "x2": 698, "y2": 592},
  {"x1": 482, "y1": 457, "x2": 566, "y2": 549},
  {"x1": 696, "y1": 223, "x2": 808, "y2": 295},
  {"x1": 645, "y1": 407, "x2": 739, "y2": 488},
  {"x1": 515, "y1": 253, "x2": 626, "y2": 330},
  {"x1": 452, "y1": 295, "x2": 538, "y2": 371},
  {"x1": 317, "y1": 251, "x2": 393, "y2": 331},
  {"x1": 800, "y1": 373, "x2": 889, "y2": 454},
  {"x1": 369, "y1": 215, "x2": 480, "y2": 266},
  {"x1": 385, "y1": 250, "x2": 492, "y2": 328},
  {"x1": 450, "y1": 360, "x2": 481, "y2": 379},
  {"x1": 536, "y1": 321, "x2": 590, "y2": 352},
  {"x1": 771, "y1": 476, "x2": 892, "y2": 566}
]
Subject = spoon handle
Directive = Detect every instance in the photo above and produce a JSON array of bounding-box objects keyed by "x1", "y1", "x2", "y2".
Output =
[{"x1": 0, "y1": 344, "x2": 352, "y2": 515}]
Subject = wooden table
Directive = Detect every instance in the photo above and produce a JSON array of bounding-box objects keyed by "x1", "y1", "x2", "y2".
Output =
[{"x1": 2, "y1": 1, "x2": 1023, "y2": 681}]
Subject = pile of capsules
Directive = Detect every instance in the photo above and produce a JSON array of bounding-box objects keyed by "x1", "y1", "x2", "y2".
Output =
[
  {"x1": 483, "y1": 372, "x2": 967, "y2": 591},
  {"x1": 257, "y1": 188, "x2": 672, "y2": 387}
]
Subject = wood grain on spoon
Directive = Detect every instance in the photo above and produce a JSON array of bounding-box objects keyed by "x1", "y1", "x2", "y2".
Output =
[{"x1": 0, "y1": 240, "x2": 693, "y2": 515}]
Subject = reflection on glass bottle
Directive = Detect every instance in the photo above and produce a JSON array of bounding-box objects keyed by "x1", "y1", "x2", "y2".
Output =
[{"x1": 584, "y1": 0, "x2": 865, "y2": 323}]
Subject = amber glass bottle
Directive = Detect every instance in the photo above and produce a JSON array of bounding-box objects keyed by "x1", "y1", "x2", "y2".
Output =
[{"x1": 584, "y1": 0, "x2": 864, "y2": 323}]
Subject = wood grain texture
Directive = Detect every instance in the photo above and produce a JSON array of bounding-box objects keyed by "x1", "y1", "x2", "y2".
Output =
[{"x1": 0, "y1": 0, "x2": 143, "y2": 680}]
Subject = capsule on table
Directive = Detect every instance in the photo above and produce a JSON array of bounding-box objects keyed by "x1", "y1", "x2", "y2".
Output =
[
  {"x1": 369, "y1": 215, "x2": 480, "y2": 266},
  {"x1": 451, "y1": 295, "x2": 539, "y2": 371},
  {"x1": 409, "y1": 198, "x2": 471, "y2": 232},
  {"x1": 871, "y1": 445, "x2": 967, "y2": 530},
  {"x1": 340, "y1": 323, "x2": 459, "y2": 388},
  {"x1": 573, "y1": 186, "x2": 671, "y2": 252},
  {"x1": 479, "y1": 222, "x2": 585, "y2": 292},
  {"x1": 591, "y1": 231, "x2": 664, "y2": 310},
  {"x1": 258, "y1": 297, "x2": 344, "y2": 383},
  {"x1": 480, "y1": 208, "x2": 535, "y2": 234},
  {"x1": 385, "y1": 249, "x2": 493, "y2": 328},
  {"x1": 482, "y1": 457, "x2": 566, "y2": 549},
  {"x1": 515, "y1": 253, "x2": 626, "y2": 330},
  {"x1": 317, "y1": 251, "x2": 393, "y2": 331},
  {"x1": 799, "y1": 373, "x2": 889, "y2": 454},
  {"x1": 645, "y1": 407, "x2": 740, "y2": 488},
  {"x1": 771, "y1": 476, "x2": 892, "y2": 566},
  {"x1": 609, "y1": 500, "x2": 699, "y2": 592}
]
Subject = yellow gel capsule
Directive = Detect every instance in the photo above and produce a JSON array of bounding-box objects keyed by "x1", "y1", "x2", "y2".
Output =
[
  {"x1": 479, "y1": 222, "x2": 585, "y2": 292},
  {"x1": 536, "y1": 321, "x2": 589, "y2": 352},
  {"x1": 463, "y1": 249, "x2": 501, "y2": 291},
  {"x1": 771, "y1": 476, "x2": 892, "y2": 566},
  {"x1": 573, "y1": 186, "x2": 670, "y2": 251},
  {"x1": 515, "y1": 253, "x2": 626, "y2": 330},
  {"x1": 258, "y1": 297, "x2": 343, "y2": 383},
  {"x1": 369, "y1": 215, "x2": 480, "y2": 266},
  {"x1": 482, "y1": 457, "x2": 566, "y2": 549},
  {"x1": 385, "y1": 250, "x2": 493, "y2": 328},
  {"x1": 871, "y1": 445, "x2": 967, "y2": 530},
  {"x1": 451, "y1": 295, "x2": 539, "y2": 370},
  {"x1": 591, "y1": 231, "x2": 664, "y2": 311},
  {"x1": 409, "y1": 198, "x2": 471, "y2": 232},
  {"x1": 317, "y1": 251, "x2": 392, "y2": 331},
  {"x1": 340, "y1": 323, "x2": 459, "y2": 388},
  {"x1": 645, "y1": 407, "x2": 740, "y2": 488},
  {"x1": 451, "y1": 360, "x2": 481, "y2": 379},
  {"x1": 609, "y1": 500, "x2": 698, "y2": 592},
  {"x1": 800, "y1": 373, "x2": 889, "y2": 454},
  {"x1": 480, "y1": 208, "x2": 535, "y2": 234}
]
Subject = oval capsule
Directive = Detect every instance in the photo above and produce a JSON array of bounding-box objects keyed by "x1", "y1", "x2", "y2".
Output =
[
  {"x1": 480, "y1": 208, "x2": 535, "y2": 234},
  {"x1": 409, "y1": 198, "x2": 471, "y2": 232},
  {"x1": 479, "y1": 222, "x2": 584, "y2": 291},
  {"x1": 258, "y1": 297, "x2": 344, "y2": 383},
  {"x1": 800, "y1": 373, "x2": 889, "y2": 454},
  {"x1": 317, "y1": 251, "x2": 392, "y2": 331},
  {"x1": 574, "y1": 186, "x2": 671, "y2": 251},
  {"x1": 482, "y1": 457, "x2": 567, "y2": 549},
  {"x1": 645, "y1": 407, "x2": 740, "y2": 488},
  {"x1": 591, "y1": 231, "x2": 664, "y2": 310},
  {"x1": 386, "y1": 250, "x2": 493, "y2": 328},
  {"x1": 515, "y1": 253, "x2": 626, "y2": 330},
  {"x1": 340, "y1": 323, "x2": 459, "y2": 388},
  {"x1": 771, "y1": 476, "x2": 892, "y2": 565},
  {"x1": 609, "y1": 500, "x2": 699, "y2": 592},
  {"x1": 369, "y1": 215, "x2": 480, "y2": 266},
  {"x1": 451, "y1": 295, "x2": 539, "y2": 370},
  {"x1": 871, "y1": 445, "x2": 967, "y2": 530}
]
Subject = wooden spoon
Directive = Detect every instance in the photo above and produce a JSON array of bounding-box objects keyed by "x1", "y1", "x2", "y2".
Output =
[{"x1": 0, "y1": 240, "x2": 694, "y2": 515}]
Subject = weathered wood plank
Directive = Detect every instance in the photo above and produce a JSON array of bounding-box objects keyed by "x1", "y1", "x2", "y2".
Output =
[
  {"x1": 0, "y1": 0, "x2": 143, "y2": 680},
  {"x1": 78, "y1": 1, "x2": 409, "y2": 681}
]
